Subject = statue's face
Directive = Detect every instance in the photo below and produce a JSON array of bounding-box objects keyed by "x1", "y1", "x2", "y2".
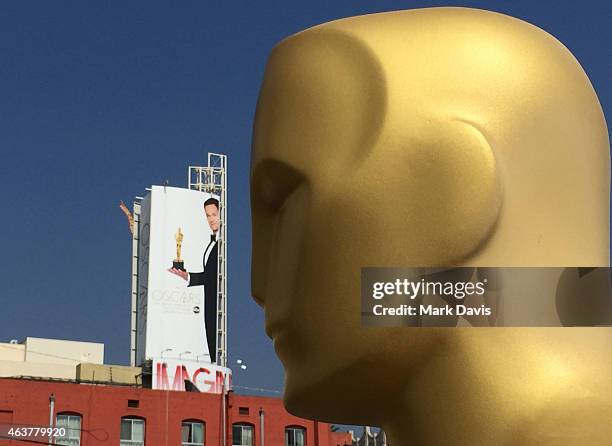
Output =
[
  {"x1": 250, "y1": 153, "x2": 476, "y2": 422},
  {"x1": 248, "y1": 28, "x2": 503, "y2": 422}
]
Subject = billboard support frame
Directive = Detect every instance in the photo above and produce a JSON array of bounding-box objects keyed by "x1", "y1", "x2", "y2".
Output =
[
  {"x1": 189, "y1": 153, "x2": 228, "y2": 368},
  {"x1": 130, "y1": 200, "x2": 142, "y2": 367}
]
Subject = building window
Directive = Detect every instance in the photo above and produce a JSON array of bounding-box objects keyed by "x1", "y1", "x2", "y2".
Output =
[
  {"x1": 55, "y1": 414, "x2": 82, "y2": 446},
  {"x1": 120, "y1": 417, "x2": 145, "y2": 446},
  {"x1": 285, "y1": 426, "x2": 306, "y2": 446},
  {"x1": 182, "y1": 420, "x2": 205, "y2": 446},
  {"x1": 232, "y1": 423, "x2": 254, "y2": 446}
]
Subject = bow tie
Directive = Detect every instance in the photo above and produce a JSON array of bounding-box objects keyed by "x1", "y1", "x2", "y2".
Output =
[{"x1": 211, "y1": 234, "x2": 217, "y2": 242}]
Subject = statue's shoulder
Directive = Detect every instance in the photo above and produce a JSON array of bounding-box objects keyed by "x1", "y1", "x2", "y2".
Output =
[{"x1": 510, "y1": 393, "x2": 612, "y2": 445}]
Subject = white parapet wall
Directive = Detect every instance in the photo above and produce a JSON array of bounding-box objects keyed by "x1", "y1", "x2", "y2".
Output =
[
  {"x1": 0, "y1": 361, "x2": 77, "y2": 380},
  {"x1": 23, "y1": 337, "x2": 104, "y2": 365},
  {"x1": 0, "y1": 343, "x2": 25, "y2": 362},
  {"x1": 0, "y1": 337, "x2": 105, "y2": 380}
]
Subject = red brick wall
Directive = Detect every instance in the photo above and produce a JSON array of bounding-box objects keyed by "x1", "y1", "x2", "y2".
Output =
[{"x1": 0, "y1": 378, "x2": 352, "y2": 446}]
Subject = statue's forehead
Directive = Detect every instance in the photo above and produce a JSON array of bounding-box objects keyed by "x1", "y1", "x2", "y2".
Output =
[
  {"x1": 251, "y1": 27, "x2": 387, "y2": 177},
  {"x1": 251, "y1": 7, "x2": 558, "y2": 177}
]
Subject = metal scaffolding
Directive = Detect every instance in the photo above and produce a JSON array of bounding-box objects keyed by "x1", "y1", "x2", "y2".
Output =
[
  {"x1": 188, "y1": 153, "x2": 228, "y2": 368},
  {"x1": 130, "y1": 200, "x2": 141, "y2": 368}
]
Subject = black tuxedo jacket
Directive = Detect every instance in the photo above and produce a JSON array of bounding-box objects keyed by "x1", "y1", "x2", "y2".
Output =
[{"x1": 188, "y1": 240, "x2": 218, "y2": 362}]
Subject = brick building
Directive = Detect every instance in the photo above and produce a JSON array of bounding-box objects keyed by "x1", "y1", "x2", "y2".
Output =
[{"x1": 0, "y1": 377, "x2": 352, "y2": 446}]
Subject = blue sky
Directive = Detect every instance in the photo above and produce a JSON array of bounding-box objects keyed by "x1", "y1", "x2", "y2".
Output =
[{"x1": 1, "y1": 1, "x2": 610, "y2": 396}]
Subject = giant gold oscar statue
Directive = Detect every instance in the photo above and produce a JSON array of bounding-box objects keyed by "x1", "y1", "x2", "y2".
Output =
[{"x1": 250, "y1": 7, "x2": 612, "y2": 445}]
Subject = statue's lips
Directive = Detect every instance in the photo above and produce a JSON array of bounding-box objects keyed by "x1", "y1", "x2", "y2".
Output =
[{"x1": 265, "y1": 320, "x2": 285, "y2": 341}]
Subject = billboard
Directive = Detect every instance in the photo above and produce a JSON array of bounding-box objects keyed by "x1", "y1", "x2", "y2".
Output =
[
  {"x1": 136, "y1": 186, "x2": 221, "y2": 366},
  {"x1": 152, "y1": 357, "x2": 231, "y2": 393}
]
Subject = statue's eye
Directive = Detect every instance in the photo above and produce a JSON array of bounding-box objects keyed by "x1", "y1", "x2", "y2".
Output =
[{"x1": 251, "y1": 159, "x2": 305, "y2": 213}]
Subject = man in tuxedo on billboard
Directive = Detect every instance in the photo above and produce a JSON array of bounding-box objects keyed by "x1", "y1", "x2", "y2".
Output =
[{"x1": 169, "y1": 197, "x2": 219, "y2": 363}]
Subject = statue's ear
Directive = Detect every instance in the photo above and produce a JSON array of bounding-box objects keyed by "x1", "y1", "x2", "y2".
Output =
[{"x1": 400, "y1": 118, "x2": 503, "y2": 263}]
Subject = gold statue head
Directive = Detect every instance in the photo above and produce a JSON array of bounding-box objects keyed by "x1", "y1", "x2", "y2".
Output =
[{"x1": 251, "y1": 7, "x2": 611, "y2": 441}]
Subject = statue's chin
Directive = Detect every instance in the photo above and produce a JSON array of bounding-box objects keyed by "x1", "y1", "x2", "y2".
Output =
[
  {"x1": 283, "y1": 377, "x2": 370, "y2": 425},
  {"x1": 281, "y1": 357, "x2": 395, "y2": 425}
]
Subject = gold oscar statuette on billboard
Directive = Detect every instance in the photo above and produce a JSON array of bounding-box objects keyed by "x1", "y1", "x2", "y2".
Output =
[{"x1": 172, "y1": 227, "x2": 186, "y2": 271}]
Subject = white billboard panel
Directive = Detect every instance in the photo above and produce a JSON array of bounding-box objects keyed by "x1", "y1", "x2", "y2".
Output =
[
  {"x1": 152, "y1": 357, "x2": 232, "y2": 393},
  {"x1": 136, "y1": 186, "x2": 220, "y2": 366}
]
